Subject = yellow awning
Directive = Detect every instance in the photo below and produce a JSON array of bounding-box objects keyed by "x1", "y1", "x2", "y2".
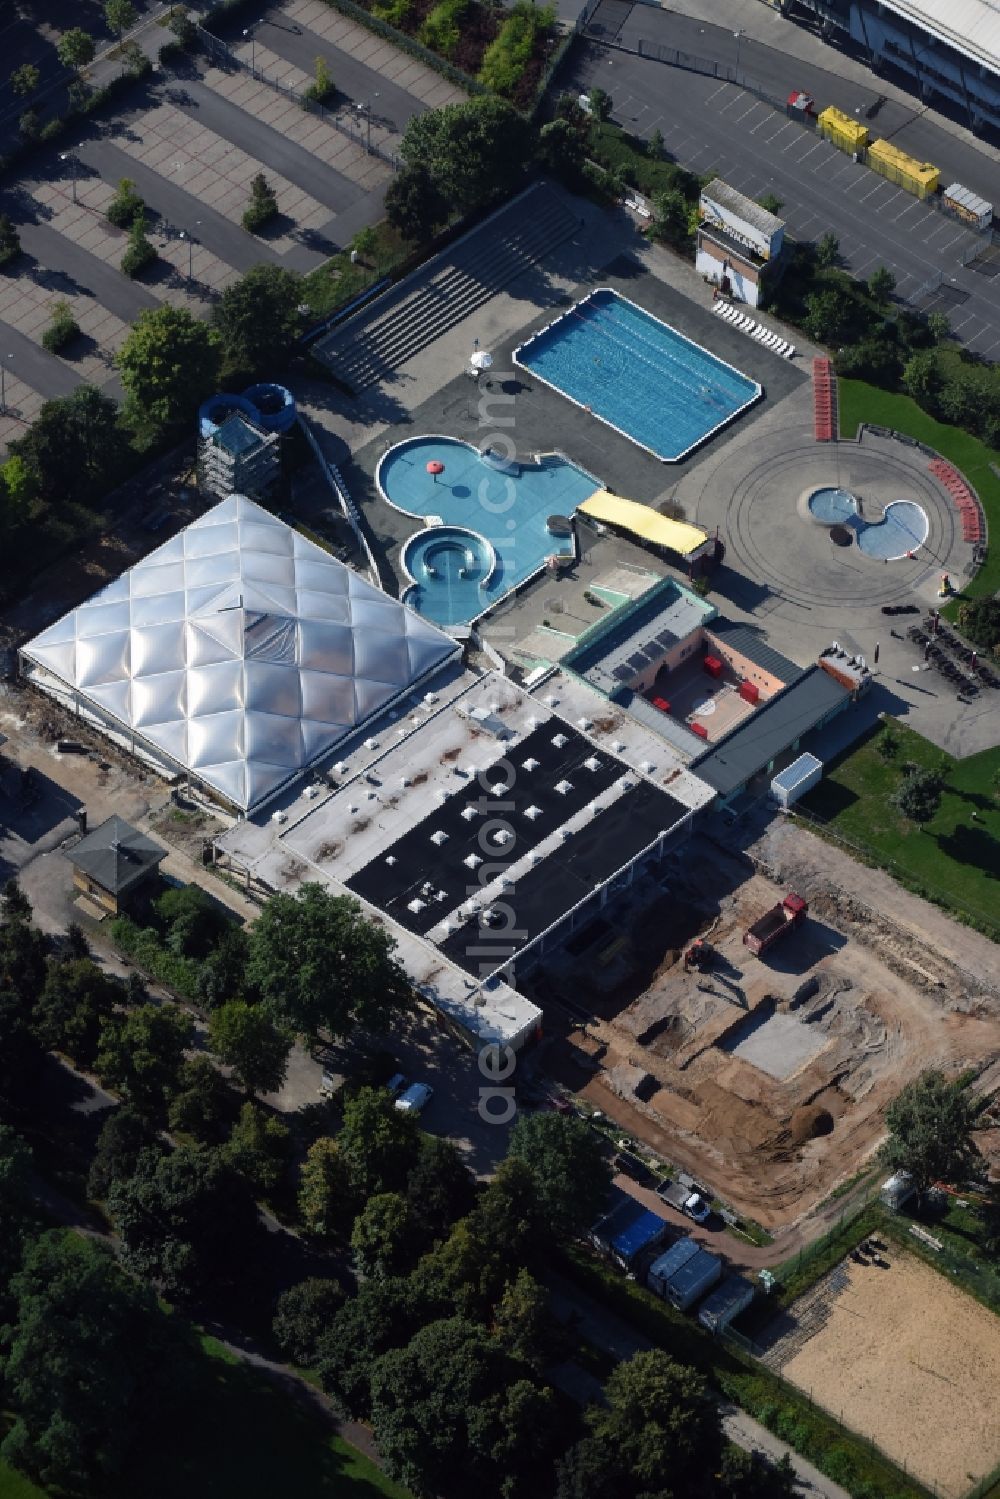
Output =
[{"x1": 579, "y1": 490, "x2": 709, "y2": 558}]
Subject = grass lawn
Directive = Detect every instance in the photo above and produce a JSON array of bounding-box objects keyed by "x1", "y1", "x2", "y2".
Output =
[
  {"x1": 1, "y1": 1336, "x2": 409, "y2": 1499},
  {"x1": 303, "y1": 221, "x2": 412, "y2": 319},
  {"x1": 800, "y1": 718, "x2": 1000, "y2": 936},
  {"x1": 838, "y1": 378, "x2": 1000, "y2": 603}
]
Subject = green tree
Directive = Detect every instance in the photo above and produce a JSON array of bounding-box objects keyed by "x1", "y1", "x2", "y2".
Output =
[
  {"x1": 87, "y1": 1105, "x2": 160, "y2": 1199},
  {"x1": 95, "y1": 1002, "x2": 193, "y2": 1121},
  {"x1": 9, "y1": 385, "x2": 125, "y2": 507},
  {"x1": 306, "y1": 54, "x2": 334, "y2": 103},
  {"x1": 720, "y1": 1447, "x2": 798, "y2": 1498},
  {"x1": 890, "y1": 765, "x2": 943, "y2": 828},
  {"x1": 223, "y1": 1100, "x2": 290, "y2": 1195},
  {"x1": 927, "y1": 309, "x2": 951, "y2": 343},
  {"x1": 208, "y1": 999, "x2": 292, "y2": 1096},
  {"x1": 246, "y1": 885, "x2": 412, "y2": 1039},
  {"x1": 272, "y1": 1277, "x2": 345, "y2": 1366},
  {"x1": 106, "y1": 176, "x2": 144, "y2": 229},
  {"x1": 17, "y1": 108, "x2": 40, "y2": 140},
  {"x1": 315, "y1": 1277, "x2": 420, "y2": 1419},
  {"x1": 116, "y1": 305, "x2": 221, "y2": 430},
  {"x1": 351, "y1": 1191, "x2": 419, "y2": 1278},
  {"x1": 108, "y1": 1144, "x2": 261, "y2": 1302},
  {"x1": 406, "y1": 1133, "x2": 475, "y2": 1243},
  {"x1": 211, "y1": 262, "x2": 304, "y2": 374},
  {"x1": 384, "y1": 163, "x2": 448, "y2": 242},
  {"x1": 651, "y1": 188, "x2": 690, "y2": 246},
  {"x1": 105, "y1": 0, "x2": 137, "y2": 37},
  {"x1": 881, "y1": 1069, "x2": 981, "y2": 1192},
  {"x1": 587, "y1": 86, "x2": 612, "y2": 121},
  {"x1": 958, "y1": 595, "x2": 1000, "y2": 650},
  {"x1": 867, "y1": 264, "x2": 897, "y2": 305},
  {"x1": 803, "y1": 286, "x2": 852, "y2": 344},
  {"x1": 399, "y1": 96, "x2": 535, "y2": 214},
  {"x1": 339, "y1": 1084, "x2": 421, "y2": 1197},
  {"x1": 758, "y1": 192, "x2": 783, "y2": 214},
  {"x1": 167, "y1": 1054, "x2": 239, "y2": 1143},
  {"x1": 647, "y1": 126, "x2": 664, "y2": 158},
  {"x1": 10, "y1": 64, "x2": 40, "y2": 98},
  {"x1": 167, "y1": 6, "x2": 196, "y2": 46},
  {"x1": 353, "y1": 225, "x2": 378, "y2": 262},
  {"x1": 32, "y1": 957, "x2": 123, "y2": 1068},
  {"x1": 0, "y1": 456, "x2": 36, "y2": 525},
  {"x1": 156, "y1": 883, "x2": 232, "y2": 960},
  {"x1": 197, "y1": 925, "x2": 250, "y2": 1008},
  {"x1": 121, "y1": 207, "x2": 156, "y2": 278},
  {"x1": 0, "y1": 1125, "x2": 35, "y2": 1295},
  {"x1": 1, "y1": 1231, "x2": 176, "y2": 1496},
  {"x1": 299, "y1": 1137, "x2": 354, "y2": 1238},
  {"x1": 57, "y1": 28, "x2": 96, "y2": 71},
  {"x1": 492, "y1": 1268, "x2": 556, "y2": 1372},
  {"x1": 876, "y1": 724, "x2": 899, "y2": 761},
  {"x1": 242, "y1": 172, "x2": 279, "y2": 233},
  {"x1": 815, "y1": 231, "x2": 839, "y2": 268},
  {"x1": 902, "y1": 349, "x2": 940, "y2": 408},
  {"x1": 507, "y1": 1110, "x2": 611, "y2": 1240},
  {"x1": 537, "y1": 118, "x2": 586, "y2": 182},
  {"x1": 369, "y1": 1316, "x2": 560, "y2": 1499}
]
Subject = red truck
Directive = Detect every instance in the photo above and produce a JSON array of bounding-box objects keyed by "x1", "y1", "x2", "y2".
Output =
[{"x1": 743, "y1": 892, "x2": 808, "y2": 956}]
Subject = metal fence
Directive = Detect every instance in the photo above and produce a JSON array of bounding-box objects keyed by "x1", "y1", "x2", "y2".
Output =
[{"x1": 194, "y1": 24, "x2": 399, "y2": 169}]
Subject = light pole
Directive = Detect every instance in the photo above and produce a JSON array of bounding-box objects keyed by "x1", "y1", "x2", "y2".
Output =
[
  {"x1": 734, "y1": 28, "x2": 744, "y2": 74},
  {"x1": 178, "y1": 220, "x2": 200, "y2": 280},
  {"x1": 356, "y1": 92, "x2": 379, "y2": 153},
  {"x1": 243, "y1": 23, "x2": 260, "y2": 71},
  {"x1": 59, "y1": 152, "x2": 77, "y2": 203},
  {"x1": 0, "y1": 355, "x2": 11, "y2": 417}
]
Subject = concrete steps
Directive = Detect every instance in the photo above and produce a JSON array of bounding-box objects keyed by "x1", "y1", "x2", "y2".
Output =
[{"x1": 315, "y1": 184, "x2": 579, "y2": 393}]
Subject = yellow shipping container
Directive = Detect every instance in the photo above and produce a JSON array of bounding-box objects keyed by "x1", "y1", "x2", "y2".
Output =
[
  {"x1": 817, "y1": 105, "x2": 869, "y2": 155},
  {"x1": 867, "y1": 138, "x2": 940, "y2": 199}
]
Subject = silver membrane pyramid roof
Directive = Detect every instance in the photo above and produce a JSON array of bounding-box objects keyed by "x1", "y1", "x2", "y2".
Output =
[{"x1": 23, "y1": 495, "x2": 458, "y2": 811}]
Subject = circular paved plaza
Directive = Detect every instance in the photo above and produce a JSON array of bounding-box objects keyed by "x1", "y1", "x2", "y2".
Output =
[{"x1": 685, "y1": 424, "x2": 969, "y2": 617}]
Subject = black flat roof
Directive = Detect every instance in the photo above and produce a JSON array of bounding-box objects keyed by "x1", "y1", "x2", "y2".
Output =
[
  {"x1": 347, "y1": 721, "x2": 625, "y2": 939},
  {"x1": 439, "y1": 780, "x2": 688, "y2": 976}
]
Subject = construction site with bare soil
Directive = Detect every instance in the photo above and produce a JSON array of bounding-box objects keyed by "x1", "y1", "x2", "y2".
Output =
[{"x1": 529, "y1": 832, "x2": 1000, "y2": 1233}]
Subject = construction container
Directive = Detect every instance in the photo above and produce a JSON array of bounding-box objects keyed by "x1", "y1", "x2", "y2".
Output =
[
  {"x1": 867, "y1": 139, "x2": 940, "y2": 199},
  {"x1": 698, "y1": 1274, "x2": 756, "y2": 1333},
  {"x1": 648, "y1": 1237, "x2": 699, "y2": 1297},
  {"x1": 739, "y1": 680, "x2": 760, "y2": 705},
  {"x1": 817, "y1": 105, "x2": 869, "y2": 156},
  {"x1": 663, "y1": 1248, "x2": 723, "y2": 1311},
  {"x1": 880, "y1": 1171, "x2": 916, "y2": 1212},
  {"x1": 941, "y1": 183, "x2": 993, "y2": 231},
  {"x1": 703, "y1": 655, "x2": 723, "y2": 679},
  {"x1": 770, "y1": 751, "x2": 822, "y2": 808}
]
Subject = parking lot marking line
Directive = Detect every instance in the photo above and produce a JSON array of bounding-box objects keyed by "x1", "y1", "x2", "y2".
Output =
[
  {"x1": 751, "y1": 113, "x2": 782, "y2": 136},
  {"x1": 859, "y1": 184, "x2": 885, "y2": 203},
  {"x1": 734, "y1": 103, "x2": 763, "y2": 124},
  {"x1": 705, "y1": 82, "x2": 731, "y2": 104},
  {"x1": 799, "y1": 139, "x2": 826, "y2": 162},
  {"x1": 953, "y1": 314, "x2": 979, "y2": 332}
]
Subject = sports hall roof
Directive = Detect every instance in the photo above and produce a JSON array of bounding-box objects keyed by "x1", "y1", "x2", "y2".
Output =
[
  {"x1": 878, "y1": 0, "x2": 1000, "y2": 75},
  {"x1": 22, "y1": 496, "x2": 458, "y2": 812}
]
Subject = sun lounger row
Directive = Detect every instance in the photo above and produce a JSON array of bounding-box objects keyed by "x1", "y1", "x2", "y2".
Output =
[
  {"x1": 712, "y1": 299, "x2": 795, "y2": 358},
  {"x1": 812, "y1": 356, "x2": 835, "y2": 442},
  {"x1": 928, "y1": 458, "x2": 985, "y2": 544}
]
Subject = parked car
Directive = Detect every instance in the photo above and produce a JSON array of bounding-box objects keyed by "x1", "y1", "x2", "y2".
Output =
[
  {"x1": 683, "y1": 1192, "x2": 711, "y2": 1225},
  {"x1": 394, "y1": 1082, "x2": 434, "y2": 1116}
]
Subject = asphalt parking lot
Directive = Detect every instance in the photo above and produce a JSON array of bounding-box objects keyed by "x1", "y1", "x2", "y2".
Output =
[{"x1": 564, "y1": 23, "x2": 1000, "y2": 359}]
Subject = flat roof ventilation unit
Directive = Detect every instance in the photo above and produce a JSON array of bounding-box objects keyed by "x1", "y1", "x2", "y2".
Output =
[
  {"x1": 552, "y1": 733, "x2": 568, "y2": 748},
  {"x1": 430, "y1": 830, "x2": 448, "y2": 845},
  {"x1": 464, "y1": 853, "x2": 483, "y2": 870},
  {"x1": 555, "y1": 779, "x2": 573, "y2": 795},
  {"x1": 584, "y1": 756, "x2": 601, "y2": 771},
  {"x1": 522, "y1": 757, "x2": 540, "y2": 771},
  {"x1": 524, "y1": 805, "x2": 542, "y2": 821}
]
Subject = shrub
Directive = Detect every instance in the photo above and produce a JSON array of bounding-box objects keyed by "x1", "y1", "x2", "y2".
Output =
[
  {"x1": 419, "y1": 0, "x2": 468, "y2": 59},
  {"x1": 304, "y1": 54, "x2": 335, "y2": 103},
  {"x1": 958, "y1": 595, "x2": 1000, "y2": 650},
  {"x1": 372, "y1": 0, "x2": 412, "y2": 25},
  {"x1": 478, "y1": 1, "x2": 553, "y2": 96},
  {"x1": 242, "y1": 172, "x2": 278, "y2": 233},
  {"x1": 121, "y1": 209, "x2": 156, "y2": 278},
  {"x1": 107, "y1": 176, "x2": 144, "y2": 228},
  {"x1": 41, "y1": 299, "x2": 80, "y2": 354},
  {"x1": 18, "y1": 108, "x2": 41, "y2": 140},
  {"x1": 0, "y1": 214, "x2": 21, "y2": 267}
]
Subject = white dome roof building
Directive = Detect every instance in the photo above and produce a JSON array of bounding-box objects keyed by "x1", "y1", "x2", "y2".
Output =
[{"x1": 20, "y1": 495, "x2": 459, "y2": 813}]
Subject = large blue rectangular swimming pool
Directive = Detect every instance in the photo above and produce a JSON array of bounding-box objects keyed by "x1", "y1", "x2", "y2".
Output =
[{"x1": 513, "y1": 289, "x2": 760, "y2": 462}]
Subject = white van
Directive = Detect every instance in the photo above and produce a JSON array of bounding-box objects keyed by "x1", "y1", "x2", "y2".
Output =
[{"x1": 394, "y1": 1082, "x2": 433, "y2": 1116}]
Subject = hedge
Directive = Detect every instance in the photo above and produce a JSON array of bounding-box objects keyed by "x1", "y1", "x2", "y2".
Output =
[
  {"x1": 110, "y1": 916, "x2": 203, "y2": 1001},
  {"x1": 316, "y1": 0, "x2": 484, "y2": 95}
]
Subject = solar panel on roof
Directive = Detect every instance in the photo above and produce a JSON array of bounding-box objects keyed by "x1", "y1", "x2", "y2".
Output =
[
  {"x1": 627, "y1": 652, "x2": 648, "y2": 670},
  {"x1": 612, "y1": 665, "x2": 633, "y2": 682},
  {"x1": 656, "y1": 630, "x2": 678, "y2": 648},
  {"x1": 645, "y1": 639, "x2": 663, "y2": 656}
]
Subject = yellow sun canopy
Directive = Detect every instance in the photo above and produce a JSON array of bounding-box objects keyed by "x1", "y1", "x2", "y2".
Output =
[{"x1": 579, "y1": 490, "x2": 711, "y2": 559}]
